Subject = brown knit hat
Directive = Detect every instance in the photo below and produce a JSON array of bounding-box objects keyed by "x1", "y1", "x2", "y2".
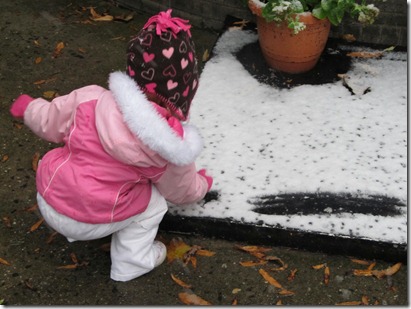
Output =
[{"x1": 126, "y1": 9, "x2": 199, "y2": 121}]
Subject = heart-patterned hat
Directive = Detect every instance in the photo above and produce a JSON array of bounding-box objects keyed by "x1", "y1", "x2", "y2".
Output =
[{"x1": 126, "y1": 9, "x2": 199, "y2": 121}]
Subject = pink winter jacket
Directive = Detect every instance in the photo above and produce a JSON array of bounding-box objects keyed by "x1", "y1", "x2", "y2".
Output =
[{"x1": 23, "y1": 71, "x2": 209, "y2": 224}]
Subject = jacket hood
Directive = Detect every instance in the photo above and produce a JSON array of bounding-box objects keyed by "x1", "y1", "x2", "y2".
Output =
[{"x1": 108, "y1": 71, "x2": 203, "y2": 166}]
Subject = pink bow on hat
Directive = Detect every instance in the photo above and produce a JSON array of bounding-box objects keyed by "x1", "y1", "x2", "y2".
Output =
[{"x1": 143, "y1": 9, "x2": 192, "y2": 37}]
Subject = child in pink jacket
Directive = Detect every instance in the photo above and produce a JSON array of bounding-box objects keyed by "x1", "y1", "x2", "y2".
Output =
[{"x1": 9, "y1": 10, "x2": 212, "y2": 282}]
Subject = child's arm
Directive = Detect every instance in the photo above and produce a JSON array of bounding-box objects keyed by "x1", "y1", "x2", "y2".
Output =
[
  {"x1": 10, "y1": 86, "x2": 106, "y2": 143},
  {"x1": 154, "y1": 162, "x2": 213, "y2": 205}
]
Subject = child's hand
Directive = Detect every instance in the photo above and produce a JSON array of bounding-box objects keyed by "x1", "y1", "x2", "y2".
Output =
[
  {"x1": 198, "y1": 169, "x2": 213, "y2": 191},
  {"x1": 10, "y1": 94, "x2": 34, "y2": 119}
]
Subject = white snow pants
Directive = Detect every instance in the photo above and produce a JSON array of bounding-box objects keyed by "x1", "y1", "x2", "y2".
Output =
[{"x1": 37, "y1": 185, "x2": 168, "y2": 281}]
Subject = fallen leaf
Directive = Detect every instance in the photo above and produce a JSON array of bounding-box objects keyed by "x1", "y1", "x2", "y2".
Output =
[
  {"x1": 178, "y1": 292, "x2": 212, "y2": 305},
  {"x1": 78, "y1": 48, "x2": 87, "y2": 54},
  {"x1": 188, "y1": 256, "x2": 197, "y2": 268},
  {"x1": 350, "y1": 258, "x2": 371, "y2": 265},
  {"x1": 166, "y1": 238, "x2": 191, "y2": 263},
  {"x1": 89, "y1": 7, "x2": 113, "y2": 21},
  {"x1": 35, "y1": 57, "x2": 42, "y2": 64},
  {"x1": 383, "y1": 46, "x2": 395, "y2": 52},
  {"x1": 231, "y1": 297, "x2": 238, "y2": 305},
  {"x1": 312, "y1": 263, "x2": 326, "y2": 270},
  {"x1": 236, "y1": 245, "x2": 271, "y2": 253},
  {"x1": 341, "y1": 33, "x2": 356, "y2": 42},
  {"x1": 57, "y1": 264, "x2": 78, "y2": 270},
  {"x1": 114, "y1": 12, "x2": 134, "y2": 22},
  {"x1": 279, "y1": 289, "x2": 295, "y2": 296},
  {"x1": 371, "y1": 262, "x2": 402, "y2": 279},
  {"x1": 336, "y1": 301, "x2": 362, "y2": 305},
  {"x1": 30, "y1": 218, "x2": 44, "y2": 232},
  {"x1": 258, "y1": 268, "x2": 283, "y2": 289},
  {"x1": 232, "y1": 288, "x2": 241, "y2": 294},
  {"x1": 43, "y1": 90, "x2": 58, "y2": 99},
  {"x1": 346, "y1": 51, "x2": 383, "y2": 58},
  {"x1": 324, "y1": 266, "x2": 330, "y2": 285},
  {"x1": 196, "y1": 249, "x2": 216, "y2": 257},
  {"x1": 52, "y1": 41, "x2": 65, "y2": 58},
  {"x1": 288, "y1": 269, "x2": 297, "y2": 281},
  {"x1": 1, "y1": 155, "x2": 8, "y2": 162},
  {"x1": 2, "y1": 216, "x2": 12, "y2": 228},
  {"x1": 70, "y1": 252, "x2": 78, "y2": 264},
  {"x1": 240, "y1": 260, "x2": 267, "y2": 267},
  {"x1": 367, "y1": 261, "x2": 377, "y2": 270},
  {"x1": 202, "y1": 49, "x2": 210, "y2": 62},
  {"x1": 362, "y1": 295, "x2": 369, "y2": 305},
  {"x1": 171, "y1": 274, "x2": 192, "y2": 289},
  {"x1": 276, "y1": 299, "x2": 282, "y2": 305},
  {"x1": 33, "y1": 77, "x2": 57, "y2": 86},
  {"x1": 46, "y1": 231, "x2": 58, "y2": 244},
  {"x1": 33, "y1": 40, "x2": 41, "y2": 46},
  {"x1": 353, "y1": 269, "x2": 373, "y2": 277},
  {"x1": 0, "y1": 257, "x2": 11, "y2": 266},
  {"x1": 32, "y1": 152, "x2": 40, "y2": 171},
  {"x1": 24, "y1": 204, "x2": 39, "y2": 212}
]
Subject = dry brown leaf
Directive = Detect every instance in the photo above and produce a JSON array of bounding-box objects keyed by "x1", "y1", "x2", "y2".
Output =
[
  {"x1": 2, "y1": 216, "x2": 12, "y2": 228},
  {"x1": 279, "y1": 289, "x2": 295, "y2": 296},
  {"x1": 89, "y1": 8, "x2": 113, "y2": 22},
  {"x1": 52, "y1": 42, "x2": 65, "y2": 58},
  {"x1": 33, "y1": 40, "x2": 41, "y2": 46},
  {"x1": 167, "y1": 238, "x2": 191, "y2": 263},
  {"x1": 188, "y1": 256, "x2": 197, "y2": 268},
  {"x1": 353, "y1": 269, "x2": 373, "y2": 276},
  {"x1": 312, "y1": 263, "x2": 326, "y2": 270},
  {"x1": 232, "y1": 288, "x2": 241, "y2": 294},
  {"x1": 347, "y1": 51, "x2": 383, "y2": 58},
  {"x1": 178, "y1": 292, "x2": 212, "y2": 305},
  {"x1": 236, "y1": 245, "x2": 272, "y2": 253},
  {"x1": 367, "y1": 261, "x2": 377, "y2": 270},
  {"x1": 258, "y1": 268, "x2": 283, "y2": 289},
  {"x1": 336, "y1": 301, "x2": 362, "y2": 305},
  {"x1": 288, "y1": 268, "x2": 297, "y2": 281},
  {"x1": 196, "y1": 249, "x2": 216, "y2": 257},
  {"x1": 240, "y1": 260, "x2": 267, "y2": 267},
  {"x1": 70, "y1": 252, "x2": 79, "y2": 264},
  {"x1": 30, "y1": 218, "x2": 44, "y2": 232},
  {"x1": 35, "y1": 57, "x2": 42, "y2": 64},
  {"x1": 33, "y1": 77, "x2": 57, "y2": 86},
  {"x1": 114, "y1": 13, "x2": 134, "y2": 22},
  {"x1": 1, "y1": 155, "x2": 9, "y2": 162},
  {"x1": 371, "y1": 262, "x2": 402, "y2": 279},
  {"x1": 32, "y1": 152, "x2": 40, "y2": 171},
  {"x1": 362, "y1": 295, "x2": 369, "y2": 305},
  {"x1": 276, "y1": 299, "x2": 282, "y2": 305},
  {"x1": 43, "y1": 90, "x2": 58, "y2": 99},
  {"x1": 341, "y1": 34, "x2": 356, "y2": 42},
  {"x1": 78, "y1": 48, "x2": 87, "y2": 54},
  {"x1": 324, "y1": 266, "x2": 330, "y2": 285},
  {"x1": 24, "y1": 204, "x2": 39, "y2": 212},
  {"x1": 231, "y1": 297, "x2": 238, "y2": 305},
  {"x1": 57, "y1": 264, "x2": 78, "y2": 270},
  {"x1": 202, "y1": 49, "x2": 210, "y2": 62},
  {"x1": 350, "y1": 258, "x2": 371, "y2": 265},
  {"x1": 171, "y1": 274, "x2": 192, "y2": 289},
  {"x1": 0, "y1": 257, "x2": 11, "y2": 266},
  {"x1": 46, "y1": 231, "x2": 58, "y2": 244}
]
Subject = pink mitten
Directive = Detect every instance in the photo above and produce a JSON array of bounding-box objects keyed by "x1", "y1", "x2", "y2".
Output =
[
  {"x1": 198, "y1": 169, "x2": 213, "y2": 191},
  {"x1": 10, "y1": 94, "x2": 34, "y2": 119}
]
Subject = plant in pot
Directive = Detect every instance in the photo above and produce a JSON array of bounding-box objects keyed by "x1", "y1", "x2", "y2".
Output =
[{"x1": 247, "y1": 0, "x2": 381, "y2": 74}]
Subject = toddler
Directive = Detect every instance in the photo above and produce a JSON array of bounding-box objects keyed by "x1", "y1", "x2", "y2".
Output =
[{"x1": 9, "y1": 9, "x2": 212, "y2": 282}]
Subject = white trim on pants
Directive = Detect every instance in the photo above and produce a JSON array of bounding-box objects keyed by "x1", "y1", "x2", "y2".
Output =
[{"x1": 37, "y1": 185, "x2": 168, "y2": 281}]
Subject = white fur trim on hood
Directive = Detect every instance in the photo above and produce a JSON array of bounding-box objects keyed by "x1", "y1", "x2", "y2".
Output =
[{"x1": 109, "y1": 71, "x2": 203, "y2": 166}]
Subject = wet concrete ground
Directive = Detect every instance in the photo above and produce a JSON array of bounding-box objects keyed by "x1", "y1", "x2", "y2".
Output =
[{"x1": 0, "y1": 0, "x2": 407, "y2": 305}]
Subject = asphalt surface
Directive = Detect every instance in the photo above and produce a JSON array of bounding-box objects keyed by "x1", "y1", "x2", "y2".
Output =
[{"x1": 0, "y1": 0, "x2": 408, "y2": 305}]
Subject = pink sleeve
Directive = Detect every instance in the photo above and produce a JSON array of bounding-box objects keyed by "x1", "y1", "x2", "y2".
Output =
[
  {"x1": 24, "y1": 85, "x2": 106, "y2": 143},
  {"x1": 154, "y1": 162, "x2": 209, "y2": 205}
]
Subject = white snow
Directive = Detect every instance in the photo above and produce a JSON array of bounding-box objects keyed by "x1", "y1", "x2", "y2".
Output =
[{"x1": 168, "y1": 29, "x2": 407, "y2": 245}]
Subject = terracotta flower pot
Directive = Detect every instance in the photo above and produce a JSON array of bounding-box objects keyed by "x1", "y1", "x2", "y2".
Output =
[{"x1": 248, "y1": 0, "x2": 331, "y2": 74}]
